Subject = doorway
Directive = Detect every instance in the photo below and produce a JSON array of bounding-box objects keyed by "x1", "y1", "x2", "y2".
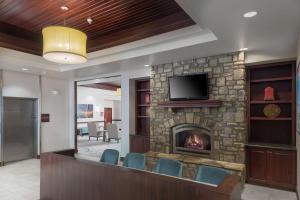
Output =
[
  {"x1": 104, "y1": 107, "x2": 112, "y2": 129},
  {"x1": 3, "y1": 98, "x2": 38, "y2": 164},
  {"x1": 75, "y1": 77, "x2": 122, "y2": 161}
]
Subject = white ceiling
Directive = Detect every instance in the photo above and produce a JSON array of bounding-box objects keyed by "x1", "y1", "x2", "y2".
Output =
[{"x1": 0, "y1": 0, "x2": 299, "y2": 79}]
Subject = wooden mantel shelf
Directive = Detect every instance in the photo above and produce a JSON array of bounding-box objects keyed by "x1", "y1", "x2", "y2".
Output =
[{"x1": 158, "y1": 100, "x2": 222, "y2": 108}]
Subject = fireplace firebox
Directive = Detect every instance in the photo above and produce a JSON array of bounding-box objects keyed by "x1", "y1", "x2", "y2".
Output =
[{"x1": 172, "y1": 124, "x2": 211, "y2": 156}]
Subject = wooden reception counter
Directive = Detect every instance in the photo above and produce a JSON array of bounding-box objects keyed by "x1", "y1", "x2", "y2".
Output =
[{"x1": 40, "y1": 150, "x2": 242, "y2": 200}]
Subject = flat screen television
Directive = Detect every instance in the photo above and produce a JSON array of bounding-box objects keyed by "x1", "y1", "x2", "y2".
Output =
[{"x1": 169, "y1": 73, "x2": 208, "y2": 100}]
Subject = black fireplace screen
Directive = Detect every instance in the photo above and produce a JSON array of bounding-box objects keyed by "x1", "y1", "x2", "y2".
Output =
[{"x1": 172, "y1": 124, "x2": 211, "y2": 155}]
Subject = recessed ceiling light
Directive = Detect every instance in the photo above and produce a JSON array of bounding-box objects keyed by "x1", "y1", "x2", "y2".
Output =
[
  {"x1": 42, "y1": 71, "x2": 47, "y2": 75},
  {"x1": 144, "y1": 64, "x2": 150, "y2": 67},
  {"x1": 240, "y1": 48, "x2": 248, "y2": 51},
  {"x1": 60, "y1": 5, "x2": 69, "y2": 11},
  {"x1": 87, "y1": 17, "x2": 93, "y2": 25},
  {"x1": 22, "y1": 68, "x2": 29, "y2": 71},
  {"x1": 243, "y1": 11, "x2": 258, "y2": 18}
]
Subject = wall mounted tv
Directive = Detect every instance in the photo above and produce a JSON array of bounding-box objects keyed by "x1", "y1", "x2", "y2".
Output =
[{"x1": 169, "y1": 73, "x2": 209, "y2": 100}]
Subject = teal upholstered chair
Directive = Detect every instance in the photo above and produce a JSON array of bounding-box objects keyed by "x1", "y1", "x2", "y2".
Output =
[
  {"x1": 100, "y1": 149, "x2": 119, "y2": 165},
  {"x1": 78, "y1": 127, "x2": 89, "y2": 136},
  {"x1": 123, "y1": 153, "x2": 146, "y2": 170},
  {"x1": 154, "y1": 158, "x2": 183, "y2": 177},
  {"x1": 195, "y1": 166, "x2": 230, "y2": 185}
]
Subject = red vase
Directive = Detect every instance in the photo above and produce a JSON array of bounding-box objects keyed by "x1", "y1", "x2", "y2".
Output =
[{"x1": 264, "y1": 86, "x2": 275, "y2": 101}]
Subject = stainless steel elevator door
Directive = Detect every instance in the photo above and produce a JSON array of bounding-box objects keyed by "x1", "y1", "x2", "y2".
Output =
[{"x1": 3, "y1": 98, "x2": 35, "y2": 163}]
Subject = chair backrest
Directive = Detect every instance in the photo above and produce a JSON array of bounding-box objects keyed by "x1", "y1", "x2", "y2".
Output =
[
  {"x1": 82, "y1": 127, "x2": 89, "y2": 134},
  {"x1": 123, "y1": 153, "x2": 145, "y2": 170},
  {"x1": 100, "y1": 149, "x2": 119, "y2": 165},
  {"x1": 154, "y1": 158, "x2": 183, "y2": 177},
  {"x1": 195, "y1": 166, "x2": 230, "y2": 186},
  {"x1": 107, "y1": 124, "x2": 118, "y2": 138},
  {"x1": 87, "y1": 122, "x2": 98, "y2": 136}
]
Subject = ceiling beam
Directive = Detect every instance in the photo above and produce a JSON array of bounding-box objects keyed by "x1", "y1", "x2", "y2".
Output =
[
  {"x1": 80, "y1": 83, "x2": 120, "y2": 91},
  {"x1": 0, "y1": 32, "x2": 41, "y2": 55}
]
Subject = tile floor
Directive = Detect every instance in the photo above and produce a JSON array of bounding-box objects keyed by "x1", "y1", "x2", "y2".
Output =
[
  {"x1": 0, "y1": 159, "x2": 297, "y2": 200},
  {"x1": 0, "y1": 159, "x2": 40, "y2": 200},
  {"x1": 242, "y1": 184, "x2": 297, "y2": 200}
]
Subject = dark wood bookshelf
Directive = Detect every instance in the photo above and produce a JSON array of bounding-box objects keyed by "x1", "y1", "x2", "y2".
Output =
[
  {"x1": 136, "y1": 89, "x2": 151, "y2": 92},
  {"x1": 245, "y1": 142, "x2": 296, "y2": 151},
  {"x1": 250, "y1": 100, "x2": 292, "y2": 104},
  {"x1": 250, "y1": 117, "x2": 292, "y2": 121},
  {"x1": 250, "y1": 77, "x2": 292, "y2": 83},
  {"x1": 130, "y1": 79, "x2": 150, "y2": 153},
  {"x1": 137, "y1": 116, "x2": 150, "y2": 118},
  {"x1": 137, "y1": 104, "x2": 150, "y2": 107},
  {"x1": 246, "y1": 61, "x2": 296, "y2": 191}
]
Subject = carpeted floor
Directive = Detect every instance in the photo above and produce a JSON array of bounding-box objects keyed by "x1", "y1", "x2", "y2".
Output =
[{"x1": 77, "y1": 135, "x2": 121, "y2": 159}]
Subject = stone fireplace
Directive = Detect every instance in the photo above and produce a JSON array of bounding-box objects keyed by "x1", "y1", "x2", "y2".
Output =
[
  {"x1": 172, "y1": 124, "x2": 211, "y2": 156},
  {"x1": 150, "y1": 52, "x2": 247, "y2": 164}
]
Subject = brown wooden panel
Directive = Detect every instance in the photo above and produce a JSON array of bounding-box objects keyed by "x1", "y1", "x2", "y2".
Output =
[
  {"x1": 247, "y1": 147, "x2": 267, "y2": 183},
  {"x1": 81, "y1": 83, "x2": 120, "y2": 91},
  {"x1": 246, "y1": 146, "x2": 296, "y2": 191},
  {"x1": 268, "y1": 149, "x2": 296, "y2": 188},
  {"x1": 104, "y1": 107, "x2": 112, "y2": 129},
  {"x1": 87, "y1": 11, "x2": 194, "y2": 52},
  {"x1": 0, "y1": 31, "x2": 41, "y2": 55},
  {"x1": 0, "y1": 0, "x2": 195, "y2": 54},
  {"x1": 130, "y1": 135, "x2": 144, "y2": 153},
  {"x1": 41, "y1": 151, "x2": 242, "y2": 200},
  {"x1": 130, "y1": 135, "x2": 150, "y2": 153}
]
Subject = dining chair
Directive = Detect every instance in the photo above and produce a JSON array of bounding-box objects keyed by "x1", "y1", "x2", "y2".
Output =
[
  {"x1": 195, "y1": 165, "x2": 230, "y2": 185},
  {"x1": 100, "y1": 149, "x2": 119, "y2": 165},
  {"x1": 106, "y1": 123, "x2": 120, "y2": 143},
  {"x1": 123, "y1": 153, "x2": 146, "y2": 170},
  {"x1": 154, "y1": 158, "x2": 183, "y2": 177},
  {"x1": 87, "y1": 122, "x2": 102, "y2": 141}
]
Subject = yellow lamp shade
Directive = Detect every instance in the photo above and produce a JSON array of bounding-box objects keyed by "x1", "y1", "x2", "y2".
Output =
[{"x1": 42, "y1": 26, "x2": 87, "y2": 64}]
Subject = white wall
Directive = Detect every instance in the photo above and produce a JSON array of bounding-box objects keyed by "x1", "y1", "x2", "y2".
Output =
[
  {"x1": 76, "y1": 86, "x2": 121, "y2": 125},
  {"x1": 296, "y1": 33, "x2": 300, "y2": 196},
  {"x1": 121, "y1": 68, "x2": 151, "y2": 157},
  {"x1": 41, "y1": 77, "x2": 73, "y2": 152},
  {"x1": 1, "y1": 70, "x2": 74, "y2": 154},
  {"x1": 3, "y1": 71, "x2": 40, "y2": 98},
  {"x1": 113, "y1": 100, "x2": 121, "y2": 119}
]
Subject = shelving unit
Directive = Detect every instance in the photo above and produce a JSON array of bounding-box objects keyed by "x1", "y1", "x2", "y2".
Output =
[
  {"x1": 250, "y1": 100, "x2": 292, "y2": 104},
  {"x1": 250, "y1": 77, "x2": 292, "y2": 83},
  {"x1": 246, "y1": 61, "x2": 296, "y2": 190},
  {"x1": 250, "y1": 117, "x2": 292, "y2": 121},
  {"x1": 130, "y1": 79, "x2": 151, "y2": 153}
]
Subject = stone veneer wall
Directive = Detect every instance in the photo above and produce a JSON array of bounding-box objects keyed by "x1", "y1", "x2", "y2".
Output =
[{"x1": 150, "y1": 52, "x2": 246, "y2": 164}]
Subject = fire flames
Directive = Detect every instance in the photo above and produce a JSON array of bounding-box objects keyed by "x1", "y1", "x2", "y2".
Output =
[{"x1": 184, "y1": 134, "x2": 207, "y2": 150}]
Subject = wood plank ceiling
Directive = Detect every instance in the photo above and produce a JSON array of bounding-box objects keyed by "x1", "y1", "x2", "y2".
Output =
[{"x1": 0, "y1": 0, "x2": 195, "y2": 55}]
